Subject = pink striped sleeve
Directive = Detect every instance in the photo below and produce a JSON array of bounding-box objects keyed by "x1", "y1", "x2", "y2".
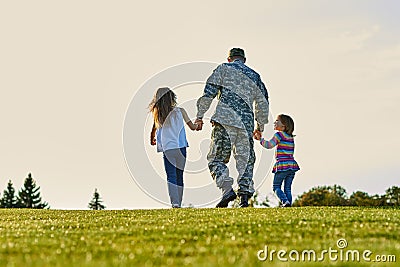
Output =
[{"x1": 260, "y1": 132, "x2": 281, "y2": 149}]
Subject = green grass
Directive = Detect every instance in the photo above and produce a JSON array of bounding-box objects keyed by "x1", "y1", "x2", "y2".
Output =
[{"x1": 0, "y1": 207, "x2": 399, "y2": 266}]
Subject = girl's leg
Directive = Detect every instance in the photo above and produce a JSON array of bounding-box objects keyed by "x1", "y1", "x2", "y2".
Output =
[
  {"x1": 283, "y1": 171, "x2": 295, "y2": 204},
  {"x1": 163, "y1": 150, "x2": 180, "y2": 207},
  {"x1": 273, "y1": 172, "x2": 288, "y2": 204},
  {"x1": 175, "y1": 148, "x2": 187, "y2": 206}
]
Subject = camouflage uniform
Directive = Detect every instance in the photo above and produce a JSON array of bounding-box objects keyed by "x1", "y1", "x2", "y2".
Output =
[{"x1": 197, "y1": 58, "x2": 269, "y2": 197}]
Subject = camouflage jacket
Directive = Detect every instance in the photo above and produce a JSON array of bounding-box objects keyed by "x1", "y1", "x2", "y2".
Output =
[{"x1": 196, "y1": 59, "x2": 269, "y2": 133}]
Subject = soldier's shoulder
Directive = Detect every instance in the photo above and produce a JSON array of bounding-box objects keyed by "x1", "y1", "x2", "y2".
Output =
[
  {"x1": 245, "y1": 65, "x2": 261, "y2": 77},
  {"x1": 219, "y1": 63, "x2": 230, "y2": 69},
  {"x1": 213, "y1": 63, "x2": 228, "y2": 71}
]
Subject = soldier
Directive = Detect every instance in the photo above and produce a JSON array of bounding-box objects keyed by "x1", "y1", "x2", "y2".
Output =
[{"x1": 196, "y1": 48, "x2": 269, "y2": 207}]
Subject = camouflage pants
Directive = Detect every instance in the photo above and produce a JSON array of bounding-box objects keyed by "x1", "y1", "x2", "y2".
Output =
[{"x1": 207, "y1": 123, "x2": 255, "y2": 196}]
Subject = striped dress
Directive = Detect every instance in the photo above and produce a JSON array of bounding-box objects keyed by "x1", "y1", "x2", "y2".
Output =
[{"x1": 260, "y1": 131, "x2": 300, "y2": 173}]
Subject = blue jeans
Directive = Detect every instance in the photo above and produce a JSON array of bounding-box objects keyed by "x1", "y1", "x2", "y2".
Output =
[
  {"x1": 163, "y1": 147, "x2": 186, "y2": 207},
  {"x1": 273, "y1": 170, "x2": 296, "y2": 204}
]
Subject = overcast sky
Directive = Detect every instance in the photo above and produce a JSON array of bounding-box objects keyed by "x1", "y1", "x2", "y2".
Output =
[{"x1": 0, "y1": 1, "x2": 399, "y2": 209}]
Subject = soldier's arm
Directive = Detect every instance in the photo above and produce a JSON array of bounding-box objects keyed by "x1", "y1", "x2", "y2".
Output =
[
  {"x1": 196, "y1": 65, "x2": 224, "y2": 119},
  {"x1": 254, "y1": 77, "x2": 269, "y2": 132}
]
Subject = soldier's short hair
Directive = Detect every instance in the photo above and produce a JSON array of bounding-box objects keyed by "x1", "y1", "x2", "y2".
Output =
[{"x1": 228, "y1": 48, "x2": 245, "y2": 59}]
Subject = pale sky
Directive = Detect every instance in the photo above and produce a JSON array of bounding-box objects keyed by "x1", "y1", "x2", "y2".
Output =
[{"x1": 0, "y1": 1, "x2": 399, "y2": 209}]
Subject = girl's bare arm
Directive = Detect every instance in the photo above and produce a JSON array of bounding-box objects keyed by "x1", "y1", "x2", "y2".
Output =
[
  {"x1": 180, "y1": 108, "x2": 198, "y2": 131},
  {"x1": 150, "y1": 122, "x2": 156, "y2": 145}
]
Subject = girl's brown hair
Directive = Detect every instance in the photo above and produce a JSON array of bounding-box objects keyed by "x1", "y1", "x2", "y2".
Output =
[
  {"x1": 148, "y1": 87, "x2": 177, "y2": 128},
  {"x1": 278, "y1": 114, "x2": 295, "y2": 137}
]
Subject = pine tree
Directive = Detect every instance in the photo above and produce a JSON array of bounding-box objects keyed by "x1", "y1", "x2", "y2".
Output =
[
  {"x1": 0, "y1": 180, "x2": 18, "y2": 208},
  {"x1": 17, "y1": 173, "x2": 49, "y2": 209},
  {"x1": 88, "y1": 189, "x2": 106, "y2": 210}
]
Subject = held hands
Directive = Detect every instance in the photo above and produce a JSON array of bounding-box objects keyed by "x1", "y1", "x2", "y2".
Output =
[
  {"x1": 194, "y1": 118, "x2": 204, "y2": 131},
  {"x1": 253, "y1": 130, "x2": 262, "y2": 141}
]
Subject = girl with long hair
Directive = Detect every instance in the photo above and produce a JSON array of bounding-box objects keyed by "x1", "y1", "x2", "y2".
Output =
[{"x1": 149, "y1": 87, "x2": 198, "y2": 208}]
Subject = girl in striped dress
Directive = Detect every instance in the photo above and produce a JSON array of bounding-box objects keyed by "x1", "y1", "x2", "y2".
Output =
[{"x1": 254, "y1": 114, "x2": 300, "y2": 207}]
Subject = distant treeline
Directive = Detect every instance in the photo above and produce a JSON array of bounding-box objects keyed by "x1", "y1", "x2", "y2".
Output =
[
  {"x1": 0, "y1": 173, "x2": 49, "y2": 209},
  {"x1": 2, "y1": 173, "x2": 398, "y2": 209},
  {"x1": 1, "y1": 173, "x2": 106, "y2": 210},
  {"x1": 221, "y1": 184, "x2": 400, "y2": 208},
  {"x1": 293, "y1": 184, "x2": 400, "y2": 207}
]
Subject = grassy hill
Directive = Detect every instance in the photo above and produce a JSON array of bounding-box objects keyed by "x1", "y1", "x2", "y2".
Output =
[{"x1": 0, "y1": 207, "x2": 399, "y2": 266}]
